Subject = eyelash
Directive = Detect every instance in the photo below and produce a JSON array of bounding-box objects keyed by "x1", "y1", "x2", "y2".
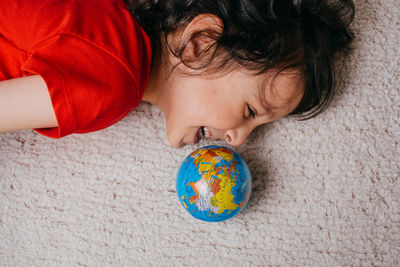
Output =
[{"x1": 247, "y1": 105, "x2": 256, "y2": 119}]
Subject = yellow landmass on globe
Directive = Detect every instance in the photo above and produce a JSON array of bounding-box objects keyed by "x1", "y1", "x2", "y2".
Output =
[
  {"x1": 210, "y1": 170, "x2": 239, "y2": 213},
  {"x1": 190, "y1": 147, "x2": 239, "y2": 214}
]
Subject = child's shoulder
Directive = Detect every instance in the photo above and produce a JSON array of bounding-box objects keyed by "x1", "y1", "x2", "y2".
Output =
[
  {"x1": 0, "y1": 0, "x2": 129, "y2": 44},
  {"x1": 1, "y1": 0, "x2": 151, "y2": 72},
  {"x1": 0, "y1": 0, "x2": 153, "y2": 138}
]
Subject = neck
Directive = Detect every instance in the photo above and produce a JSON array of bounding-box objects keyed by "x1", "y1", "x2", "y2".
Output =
[{"x1": 142, "y1": 52, "x2": 164, "y2": 106}]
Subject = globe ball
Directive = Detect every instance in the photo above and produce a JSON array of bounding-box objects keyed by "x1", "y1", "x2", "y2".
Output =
[{"x1": 176, "y1": 145, "x2": 252, "y2": 222}]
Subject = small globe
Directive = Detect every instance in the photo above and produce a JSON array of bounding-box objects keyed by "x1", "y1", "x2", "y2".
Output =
[{"x1": 176, "y1": 145, "x2": 252, "y2": 222}]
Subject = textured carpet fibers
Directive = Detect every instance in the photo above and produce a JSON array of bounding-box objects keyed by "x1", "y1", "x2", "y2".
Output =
[{"x1": 1, "y1": 1, "x2": 399, "y2": 266}]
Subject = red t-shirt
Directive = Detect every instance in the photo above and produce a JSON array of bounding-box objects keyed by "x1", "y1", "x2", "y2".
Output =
[{"x1": 0, "y1": 0, "x2": 152, "y2": 138}]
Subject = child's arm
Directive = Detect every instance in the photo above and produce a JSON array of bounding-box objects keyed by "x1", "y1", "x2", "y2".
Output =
[{"x1": 0, "y1": 75, "x2": 57, "y2": 133}]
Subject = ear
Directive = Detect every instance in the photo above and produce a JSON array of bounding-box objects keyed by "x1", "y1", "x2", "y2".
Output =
[{"x1": 180, "y1": 14, "x2": 224, "y2": 60}]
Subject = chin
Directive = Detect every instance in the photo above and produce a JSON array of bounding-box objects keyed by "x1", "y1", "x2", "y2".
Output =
[
  {"x1": 172, "y1": 143, "x2": 185, "y2": 149},
  {"x1": 167, "y1": 135, "x2": 185, "y2": 148}
]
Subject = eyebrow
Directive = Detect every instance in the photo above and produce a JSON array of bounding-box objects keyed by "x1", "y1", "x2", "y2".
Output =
[
  {"x1": 257, "y1": 88, "x2": 279, "y2": 112},
  {"x1": 261, "y1": 97, "x2": 279, "y2": 111},
  {"x1": 256, "y1": 77, "x2": 281, "y2": 113}
]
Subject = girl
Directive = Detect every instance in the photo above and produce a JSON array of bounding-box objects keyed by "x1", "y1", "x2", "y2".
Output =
[{"x1": 0, "y1": 0, "x2": 354, "y2": 148}]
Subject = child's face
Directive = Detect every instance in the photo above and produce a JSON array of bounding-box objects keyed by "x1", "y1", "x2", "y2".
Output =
[{"x1": 155, "y1": 68, "x2": 304, "y2": 148}]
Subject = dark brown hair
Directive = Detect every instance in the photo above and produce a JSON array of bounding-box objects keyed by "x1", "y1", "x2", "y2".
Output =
[{"x1": 124, "y1": 0, "x2": 355, "y2": 119}]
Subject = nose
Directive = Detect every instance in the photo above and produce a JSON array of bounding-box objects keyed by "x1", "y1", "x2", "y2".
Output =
[{"x1": 224, "y1": 126, "x2": 253, "y2": 147}]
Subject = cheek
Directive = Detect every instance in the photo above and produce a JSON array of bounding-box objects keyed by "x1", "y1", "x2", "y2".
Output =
[
  {"x1": 202, "y1": 96, "x2": 245, "y2": 129},
  {"x1": 205, "y1": 107, "x2": 244, "y2": 130},
  {"x1": 170, "y1": 100, "x2": 237, "y2": 130},
  {"x1": 165, "y1": 78, "x2": 243, "y2": 129},
  {"x1": 165, "y1": 96, "x2": 204, "y2": 129}
]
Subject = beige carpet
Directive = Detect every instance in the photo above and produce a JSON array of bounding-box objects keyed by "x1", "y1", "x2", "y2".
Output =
[{"x1": 1, "y1": 1, "x2": 399, "y2": 266}]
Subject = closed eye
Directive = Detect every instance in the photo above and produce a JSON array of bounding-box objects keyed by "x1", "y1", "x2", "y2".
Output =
[{"x1": 247, "y1": 105, "x2": 256, "y2": 119}]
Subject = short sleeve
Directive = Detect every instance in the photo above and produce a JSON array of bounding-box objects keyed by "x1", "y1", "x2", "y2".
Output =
[{"x1": 22, "y1": 33, "x2": 144, "y2": 138}]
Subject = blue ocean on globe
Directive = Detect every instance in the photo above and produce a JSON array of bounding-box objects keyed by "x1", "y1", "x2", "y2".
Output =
[{"x1": 176, "y1": 145, "x2": 252, "y2": 222}]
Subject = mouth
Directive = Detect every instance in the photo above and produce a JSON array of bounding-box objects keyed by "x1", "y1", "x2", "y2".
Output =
[{"x1": 194, "y1": 126, "x2": 215, "y2": 144}]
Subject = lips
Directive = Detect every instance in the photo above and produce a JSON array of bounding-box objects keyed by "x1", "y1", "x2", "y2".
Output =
[{"x1": 194, "y1": 126, "x2": 216, "y2": 144}]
